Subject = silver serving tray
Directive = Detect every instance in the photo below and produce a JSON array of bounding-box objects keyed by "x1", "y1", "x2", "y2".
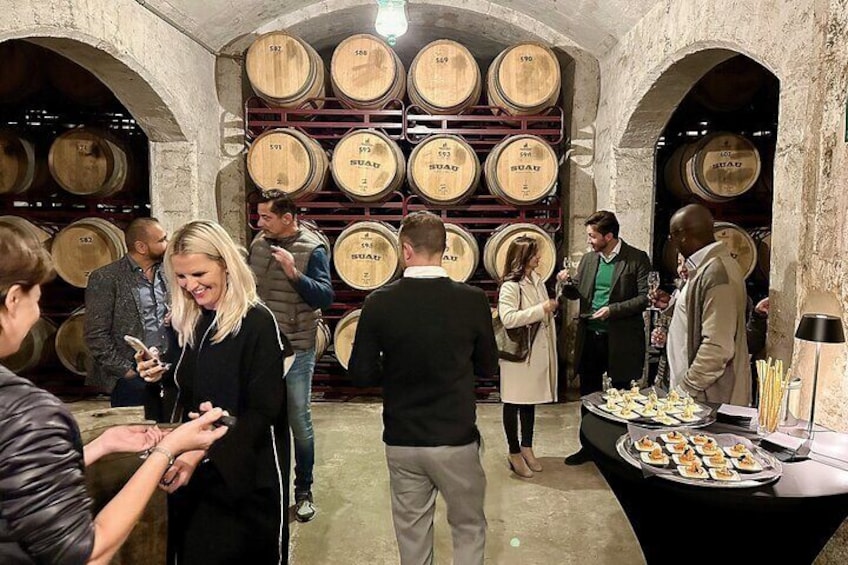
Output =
[
  {"x1": 615, "y1": 433, "x2": 782, "y2": 488},
  {"x1": 583, "y1": 393, "x2": 716, "y2": 429}
]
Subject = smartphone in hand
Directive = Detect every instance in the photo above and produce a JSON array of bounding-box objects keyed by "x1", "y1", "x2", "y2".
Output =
[{"x1": 124, "y1": 335, "x2": 172, "y2": 371}]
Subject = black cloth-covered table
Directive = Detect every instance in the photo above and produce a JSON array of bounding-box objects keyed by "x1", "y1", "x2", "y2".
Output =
[{"x1": 581, "y1": 413, "x2": 848, "y2": 564}]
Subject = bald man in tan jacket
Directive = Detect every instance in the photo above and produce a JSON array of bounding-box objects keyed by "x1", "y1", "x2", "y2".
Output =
[{"x1": 653, "y1": 205, "x2": 752, "y2": 406}]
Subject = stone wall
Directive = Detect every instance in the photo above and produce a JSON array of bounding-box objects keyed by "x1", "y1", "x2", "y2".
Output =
[
  {"x1": 597, "y1": 0, "x2": 848, "y2": 432},
  {"x1": 0, "y1": 0, "x2": 221, "y2": 233}
]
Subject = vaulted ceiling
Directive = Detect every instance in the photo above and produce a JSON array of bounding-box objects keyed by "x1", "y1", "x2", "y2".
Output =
[{"x1": 138, "y1": 0, "x2": 660, "y2": 60}]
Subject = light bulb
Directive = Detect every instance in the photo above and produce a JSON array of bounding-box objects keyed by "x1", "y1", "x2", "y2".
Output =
[{"x1": 375, "y1": 0, "x2": 408, "y2": 46}]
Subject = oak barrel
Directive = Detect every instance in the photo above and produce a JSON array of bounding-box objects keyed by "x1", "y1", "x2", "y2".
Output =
[
  {"x1": 55, "y1": 307, "x2": 91, "y2": 376},
  {"x1": 333, "y1": 309, "x2": 361, "y2": 370},
  {"x1": 0, "y1": 215, "x2": 52, "y2": 247},
  {"x1": 46, "y1": 54, "x2": 114, "y2": 106},
  {"x1": 330, "y1": 34, "x2": 405, "y2": 109},
  {"x1": 331, "y1": 129, "x2": 405, "y2": 202},
  {"x1": 247, "y1": 128, "x2": 329, "y2": 200},
  {"x1": 0, "y1": 41, "x2": 44, "y2": 103},
  {"x1": 315, "y1": 319, "x2": 331, "y2": 361},
  {"x1": 52, "y1": 218, "x2": 127, "y2": 288},
  {"x1": 407, "y1": 135, "x2": 480, "y2": 206},
  {"x1": 333, "y1": 221, "x2": 399, "y2": 290},
  {"x1": 483, "y1": 223, "x2": 556, "y2": 281},
  {"x1": 662, "y1": 221, "x2": 757, "y2": 279},
  {"x1": 487, "y1": 43, "x2": 561, "y2": 115},
  {"x1": 48, "y1": 128, "x2": 132, "y2": 197},
  {"x1": 246, "y1": 31, "x2": 326, "y2": 108},
  {"x1": 664, "y1": 132, "x2": 761, "y2": 203},
  {"x1": 71, "y1": 405, "x2": 167, "y2": 565},
  {"x1": 0, "y1": 317, "x2": 56, "y2": 373},
  {"x1": 442, "y1": 223, "x2": 479, "y2": 283},
  {"x1": 0, "y1": 131, "x2": 49, "y2": 195},
  {"x1": 408, "y1": 40, "x2": 482, "y2": 115},
  {"x1": 484, "y1": 134, "x2": 558, "y2": 205}
]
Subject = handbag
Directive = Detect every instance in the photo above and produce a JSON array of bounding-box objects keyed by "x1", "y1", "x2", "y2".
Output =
[{"x1": 493, "y1": 286, "x2": 541, "y2": 362}]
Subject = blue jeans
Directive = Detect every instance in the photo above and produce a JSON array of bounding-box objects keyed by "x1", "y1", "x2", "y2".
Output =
[{"x1": 287, "y1": 350, "x2": 316, "y2": 498}]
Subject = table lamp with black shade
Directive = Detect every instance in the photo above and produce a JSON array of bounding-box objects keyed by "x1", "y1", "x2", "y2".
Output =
[{"x1": 793, "y1": 313, "x2": 845, "y2": 458}]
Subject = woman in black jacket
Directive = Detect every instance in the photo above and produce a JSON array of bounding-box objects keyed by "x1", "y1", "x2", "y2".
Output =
[
  {"x1": 137, "y1": 220, "x2": 293, "y2": 564},
  {"x1": 0, "y1": 225, "x2": 228, "y2": 564}
]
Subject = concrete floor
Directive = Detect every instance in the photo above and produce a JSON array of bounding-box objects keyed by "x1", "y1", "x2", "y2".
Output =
[{"x1": 289, "y1": 401, "x2": 645, "y2": 565}]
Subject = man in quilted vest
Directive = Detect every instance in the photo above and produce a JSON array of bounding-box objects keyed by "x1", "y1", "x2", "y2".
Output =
[{"x1": 249, "y1": 192, "x2": 333, "y2": 522}]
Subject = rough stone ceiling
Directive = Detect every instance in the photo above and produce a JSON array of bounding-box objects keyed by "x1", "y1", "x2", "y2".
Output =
[{"x1": 139, "y1": 0, "x2": 659, "y2": 58}]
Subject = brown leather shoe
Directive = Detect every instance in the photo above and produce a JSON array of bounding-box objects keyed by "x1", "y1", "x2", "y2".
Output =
[
  {"x1": 521, "y1": 447, "x2": 543, "y2": 472},
  {"x1": 508, "y1": 453, "x2": 534, "y2": 478}
]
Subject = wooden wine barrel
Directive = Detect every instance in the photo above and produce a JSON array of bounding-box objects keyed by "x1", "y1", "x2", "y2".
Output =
[
  {"x1": 52, "y1": 218, "x2": 127, "y2": 288},
  {"x1": 48, "y1": 128, "x2": 132, "y2": 197},
  {"x1": 0, "y1": 41, "x2": 45, "y2": 104},
  {"x1": 333, "y1": 309, "x2": 361, "y2": 370},
  {"x1": 443, "y1": 223, "x2": 479, "y2": 283},
  {"x1": 0, "y1": 131, "x2": 49, "y2": 195},
  {"x1": 331, "y1": 129, "x2": 405, "y2": 202},
  {"x1": 0, "y1": 215, "x2": 52, "y2": 247},
  {"x1": 484, "y1": 134, "x2": 558, "y2": 205},
  {"x1": 330, "y1": 34, "x2": 405, "y2": 110},
  {"x1": 333, "y1": 221, "x2": 399, "y2": 290},
  {"x1": 407, "y1": 135, "x2": 480, "y2": 206},
  {"x1": 662, "y1": 221, "x2": 757, "y2": 279},
  {"x1": 55, "y1": 307, "x2": 91, "y2": 376},
  {"x1": 0, "y1": 317, "x2": 56, "y2": 373},
  {"x1": 408, "y1": 40, "x2": 482, "y2": 115},
  {"x1": 664, "y1": 132, "x2": 761, "y2": 203},
  {"x1": 246, "y1": 31, "x2": 326, "y2": 108},
  {"x1": 315, "y1": 319, "x2": 331, "y2": 361},
  {"x1": 71, "y1": 405, "x2": 167, "y2": 565},
  {"x1": 487, "y1": 43, "x2": 561, "y2": 115},
  {"x1": 247, "y1": 128, "x2": 329, "y2": 200},
  {"x1": 46, "y1": 54, "x2": 114, "y2": 106},
  {"x1": 691, "y1": 56, "x2": 768, "y2": 112},
  {"x1": 483, "y1": 223, "x2": 556, "y2": 281}
]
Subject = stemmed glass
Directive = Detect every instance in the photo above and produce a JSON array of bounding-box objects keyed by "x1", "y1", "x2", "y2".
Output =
[
  {"x1": 647, "y1": 271, "x2": 661, "y2": 311},
  {"x1": 556, "y1": 257, "x2": 580, "y2": 300}
]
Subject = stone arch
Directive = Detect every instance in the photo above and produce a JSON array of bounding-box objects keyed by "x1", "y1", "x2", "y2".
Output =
[
  {"x1": 610, "y1": 41, "x2": 800, "y2": 363},
  {"x1": 0, "y1": 31, "x2": 188, "y2": 142},
  {"x1": 606, "y1": 44, "x2": 783, "y2": 251},
  {"x1": 0, "y1": 29, "x2": 217, "y2": 229}
]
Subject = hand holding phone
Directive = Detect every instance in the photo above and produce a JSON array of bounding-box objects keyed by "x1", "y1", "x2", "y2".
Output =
[{"x1": 125, "y1": 335, "x2": 172, "y2": 377}]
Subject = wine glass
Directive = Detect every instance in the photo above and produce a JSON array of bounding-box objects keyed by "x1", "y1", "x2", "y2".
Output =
[
  {"x1": 556, "y1": 257, "x2": 580, "y2": 299},
  {"x1": 647, "y1": 271, "x2": 660, "y2": 311}
]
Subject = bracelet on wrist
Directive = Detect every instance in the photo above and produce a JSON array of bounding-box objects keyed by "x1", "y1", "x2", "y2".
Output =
[{"x1": 148, "y1": 446, "x2": 176, "y2": 467}]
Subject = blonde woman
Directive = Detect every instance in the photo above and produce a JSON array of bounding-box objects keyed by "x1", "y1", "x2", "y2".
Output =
[
  {"x1": 0, "y1": 225, "x2": 228, "y2": 564},
  {"x1": 138, "y1": 220, "x2": 293, "y2": 564},
  {"x1": 498, "y1": 236, "x2": 559, "y2": 478}
]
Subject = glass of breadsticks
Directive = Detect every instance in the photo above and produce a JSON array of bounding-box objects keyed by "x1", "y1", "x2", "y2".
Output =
[{"x1": 757, "y1": 358, "x2": 790, "y2": 435}]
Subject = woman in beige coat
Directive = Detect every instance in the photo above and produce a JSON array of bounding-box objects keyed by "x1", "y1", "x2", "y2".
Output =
[{"x1": 498, "y1": 236, "x2": 559, "y2": 478}]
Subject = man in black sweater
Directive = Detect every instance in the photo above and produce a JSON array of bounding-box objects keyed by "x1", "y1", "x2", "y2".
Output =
[{"x1": 349, "y1": 211, "x2": 499, "y2": 565}]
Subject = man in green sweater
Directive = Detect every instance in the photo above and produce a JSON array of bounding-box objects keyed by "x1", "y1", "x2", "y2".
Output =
[{"x1": 559, "y1": 210, "x2": 651, "y2": 465}]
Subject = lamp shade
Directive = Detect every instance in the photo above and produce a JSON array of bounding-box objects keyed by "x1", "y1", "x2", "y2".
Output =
[{"x1": 795, "y1": 313, "x2": 846, "y2": 344}]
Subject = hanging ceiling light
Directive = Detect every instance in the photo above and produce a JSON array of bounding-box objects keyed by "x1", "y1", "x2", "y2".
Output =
[{"x1": 375, "y1": 0, "x2": 408, "y2": 46}]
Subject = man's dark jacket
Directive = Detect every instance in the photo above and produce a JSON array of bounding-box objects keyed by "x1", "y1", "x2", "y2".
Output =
[{"x1": 563, "y1": 240, "x2": 651, "y2": 383}]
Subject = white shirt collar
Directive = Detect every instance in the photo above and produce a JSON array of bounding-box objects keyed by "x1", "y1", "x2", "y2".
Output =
[
  {"x1": 404, "y1": 266, "x2": 449, "y2": 279},
  {"x1": 686, "y1": 241, "x2": 722, "y2": 272},
  {"x1": 599, "y1": 239, "x2": 622, "y2": 263}
]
